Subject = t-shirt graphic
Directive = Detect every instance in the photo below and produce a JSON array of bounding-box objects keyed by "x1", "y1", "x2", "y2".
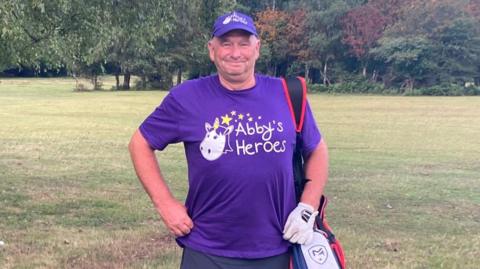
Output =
[
  {"x1": 200, "y1": 111, "x2": 287, "y2": 161},
  {"x1": 200, "y1": 117, "x2": 234, "y2": 161}
]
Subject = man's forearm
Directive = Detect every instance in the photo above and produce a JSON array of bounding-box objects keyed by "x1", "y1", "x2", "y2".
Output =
[
  {"x1": 128, "y1": 129, "x2": 175, "y2": 209},
  {"x1": 300, "y1": 139, "x2": 329, "y2": 209},
  {"x1": 129, "y1": 129, "x2": 194, "y2": 236}
]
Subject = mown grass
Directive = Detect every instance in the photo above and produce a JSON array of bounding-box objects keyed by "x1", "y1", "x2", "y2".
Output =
[{"x1": 0, "y1": 77, "x2": 479, "y2": 268}]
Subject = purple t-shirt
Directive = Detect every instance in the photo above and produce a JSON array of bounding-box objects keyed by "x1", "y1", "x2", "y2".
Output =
[{"x1": 139, "y1": 74, "x2": 321, "y2": 258}]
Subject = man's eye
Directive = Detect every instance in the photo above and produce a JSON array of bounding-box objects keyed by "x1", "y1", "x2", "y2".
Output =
[{"x1": 222, "y1": 42, "x2": 232, "y2": 47}]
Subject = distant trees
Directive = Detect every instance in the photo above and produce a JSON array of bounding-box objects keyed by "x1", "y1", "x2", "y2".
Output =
[
  {"x1": 0, "y1": 0, "x2": 230, "y2": 90},
  {"x1": 0, "y1": 0, "x2": 66, "y2": 73},
  {"x1": 256, "y1": 0, "x2": 362, "y2": 84},
  {"x1": 342, "y1": 3, "x2": 388, "y2": 79},
  {"x1": 1, "y1": 0, "x2": 480, "y2": 93},
  {"x1": 256, "y1": 8, "x2": 290, "y2": 76},
  {"x1": 369, "y1": 0, "x2": 480, "y2": 91}
]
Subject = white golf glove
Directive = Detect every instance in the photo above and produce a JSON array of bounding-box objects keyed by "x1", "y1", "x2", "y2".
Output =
[{"x1": 283, "y1": 203, "x2": 318, "y2": 245}]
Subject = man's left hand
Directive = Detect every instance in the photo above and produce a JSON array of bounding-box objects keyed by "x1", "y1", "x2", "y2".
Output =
[{"x1": 283, "y1": 203, "x2": 318, "y2": 245}]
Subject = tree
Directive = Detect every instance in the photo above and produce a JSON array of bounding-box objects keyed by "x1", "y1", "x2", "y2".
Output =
[
  {"x1": 284, "y1": 9, "x2": 310, "y2": 79},
  {"x1": 255, "y1": 8, "x2": 290, "y2": 76},
  {"x1": 299, "y1": 0, "x2": 363, "y2": 84},
  {"x1": 466, "y1": 0, "x2": 480, "y2": 19},
  {"x1": 371, "y1": 36, "x2": 437, "y2": 91},
  {"x1": 0, "y1": 0, "x2": 111, "y2": 89},
  {"x1": 0, "y1": 8, "x2": 18, "y2": 71},
  {"x1": 433, "y1": 17, "x2": 480, "y2": 85},
  {"x1": 235, "y1": 0, "x2": 291, "y2": 13},
  {"x1": 60, "y1": 1, "x2": 111, "y2": 90},
  {"x1": 0, "y1": 0, "x2": 68, "y2": 74},
  {"x1": 342, "y1": 4, "x2": 387, "y2": 78},
  {"x1": 101, "y1": 0, "x2": 178, "y2": 90},
  {"x1": 373, "y1": 0, "x2": 480, "y2": 88}
]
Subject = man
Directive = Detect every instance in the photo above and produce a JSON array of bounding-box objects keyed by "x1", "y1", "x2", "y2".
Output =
[{"x1": 129, "y1": 11, "x2": 329, "y2": 269}]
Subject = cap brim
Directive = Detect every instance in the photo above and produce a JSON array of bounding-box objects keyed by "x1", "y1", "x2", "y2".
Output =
[{"x1": 213, "y1": 25, "x2": 257, "y2": 37}]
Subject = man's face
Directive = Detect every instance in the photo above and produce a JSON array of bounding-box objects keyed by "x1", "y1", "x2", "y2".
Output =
[{"x1": 208, "y1": 30, "x2": 260, "y2": 83}]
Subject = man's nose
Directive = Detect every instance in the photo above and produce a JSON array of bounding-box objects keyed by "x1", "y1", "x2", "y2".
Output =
[{"x1": 230, "y1": 44, "x2": 241, "y2": 58}]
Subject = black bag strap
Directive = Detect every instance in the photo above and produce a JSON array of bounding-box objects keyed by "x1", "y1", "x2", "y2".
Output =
[
  {"x1": 281, "y1": 77, "x2": 308, "y2": 201},
  {"x1": 281, "y1": 77, "x2": 307, "y2": 133},
  {"x1": 282, "y1": 76, "x2": 328, "y2": 213}
]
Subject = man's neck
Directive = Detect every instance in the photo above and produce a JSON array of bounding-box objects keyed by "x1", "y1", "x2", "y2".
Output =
[{"x1": 218, "y1": 74, "x2": 256, "y2": 91}]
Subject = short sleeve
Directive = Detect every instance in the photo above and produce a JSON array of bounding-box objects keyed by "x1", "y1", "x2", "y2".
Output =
[
  {"x1": 300, "y1": 100, "x2": 322, "y2": 158},
  {"x1": 139, "y1": 93, "x2": 183, "y2": 150}
]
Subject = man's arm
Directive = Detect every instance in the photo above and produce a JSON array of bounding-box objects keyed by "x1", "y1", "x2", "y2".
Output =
[
  {"x1": 128, "y1": 129, "x2": 193, "y2": 237},
  {"x1": 283, "y1": 139, "x2": 328, "y2": 244},
  {"x1": 300, "y1": 139, "x2": 329, "y2": 210}
]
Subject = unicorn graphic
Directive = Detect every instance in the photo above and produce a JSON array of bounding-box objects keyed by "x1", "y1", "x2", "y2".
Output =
[{"x1": 200, "y1": 117, "x2": 234, "y2": 161}]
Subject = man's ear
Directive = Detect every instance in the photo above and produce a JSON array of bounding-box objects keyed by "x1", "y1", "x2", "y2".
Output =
[
  {"x1": 207, "y1": 39, "x2": 215, "y2": 62},
  {"x1": 254, "y1": 38, "x2": 261, "y2": 60}
]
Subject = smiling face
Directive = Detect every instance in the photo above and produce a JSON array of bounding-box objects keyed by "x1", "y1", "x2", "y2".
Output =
[{"x1": 208, "y1": 30, "x2": 260, "y2": 86}]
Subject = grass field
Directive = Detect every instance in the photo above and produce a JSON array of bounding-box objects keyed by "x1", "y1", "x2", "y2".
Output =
[{"x1": 0, "y1": 77, "x2": 479, "y2": 268}]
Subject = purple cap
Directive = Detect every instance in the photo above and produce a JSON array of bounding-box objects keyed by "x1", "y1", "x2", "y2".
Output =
[{"x1": 212, "y1": 11, "x2": 258, "y2": 37}]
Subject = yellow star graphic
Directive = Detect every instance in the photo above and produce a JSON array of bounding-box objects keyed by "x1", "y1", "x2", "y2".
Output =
[
  {"x1": 248, "y1": 117, "x2": 253, "y2": 122},
  {"x1": 221, "y1": 114, "x2": 233, "y2": 125},
  {"x1": 238, "y1": 114, "x2": 244, "y2": 120},
  {"x1": 231, "y1": 111, "x2": 237, "y2": 116}
]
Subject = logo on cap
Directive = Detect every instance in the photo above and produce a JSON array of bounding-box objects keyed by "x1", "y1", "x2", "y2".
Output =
[
  {"x1": 222, "y1": 12, "x2": 248, "y2": 25},
  {"x1": 213, "y1": 11, "x2": 257, "y2": 37}
]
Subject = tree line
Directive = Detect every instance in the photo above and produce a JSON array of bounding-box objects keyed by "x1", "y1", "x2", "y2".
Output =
[{"x1": 1, "y1": 0, "x2": 480, "y2": 95}]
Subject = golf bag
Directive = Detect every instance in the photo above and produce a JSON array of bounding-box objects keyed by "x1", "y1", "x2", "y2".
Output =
[{"x1": 281, "y1": 77, "x2": 346, "y2": 269}]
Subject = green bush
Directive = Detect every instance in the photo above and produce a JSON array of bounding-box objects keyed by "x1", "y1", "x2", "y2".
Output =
[
  {"x1": 307, "y1": 83, "x2": 329, "y2": 93},
  {"x1": 412, "y1": 84, "x2": 480, "y2": 96},
  {"x1": 464, "y1": 85, "x2": 480, "y2": 96},
  {"x1": 307, "y1": 80, "x2": 385, "y2": 94},
  {"x1": 307, "y1": 81, "x2": 480, "y2": 96},
  {"x1": 418, "y1": 85, "x2": 450, "y2": 96},
  {"x1": 381, "y1": 88, "x2": 401, "y2": 95}
]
